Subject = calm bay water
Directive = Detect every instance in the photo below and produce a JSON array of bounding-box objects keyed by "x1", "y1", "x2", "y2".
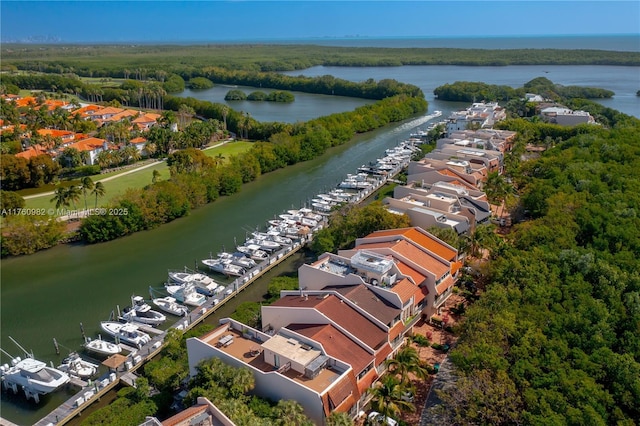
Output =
[
  {"x1": 283, "y1": 65, "x2": 640, "y2": 118},
  {"x1": 1, "y1": 40, "x2": 638, "y2": 422}
]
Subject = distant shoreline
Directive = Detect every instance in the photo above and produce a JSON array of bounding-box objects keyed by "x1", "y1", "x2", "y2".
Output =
[{"x1": 3, "y1": 34, "x2": 639, "y2": 52}]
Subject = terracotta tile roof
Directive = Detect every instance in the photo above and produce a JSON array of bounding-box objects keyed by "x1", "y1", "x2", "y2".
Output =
[
  {"x1": 271, "y1": 295, "x2": 388, "y2": 350},
  {"x1": 437, "y1": 169, "x2": 460, "y2": 178},
  {"x1": 436, "y1": 275, "x2": 455, "y2": 294},
  {"x1": 72, "y1": 104, "x2": 102, "y2": 118},
  {"x1": 14, "y1": 97, "x2": 37, "y2": 107},
  {"x1": 388, "y1": 320, "x2": 405, "y2": 342},
  {"x1": 356, "y1": 367, "x2": 378, "y2": 395},
  {"x1": 16, "y1": 145, "x2": 50, "y2": 160},
  {"x1": 329, "y1": 285, "x2": 400, "y2": 325},
  {"x1": 130, "y1": 136, "x2": 147, "y2": 144},
  {"x1": 395, "y1": 259, "x2": 427, "y2": 285},
  {"x1": 67, "y1": 137, "x2": 109, "y2": 152},
  {"x1": 37, "y1": 129, "x2": 75, "y2": 139},
  {"x1": 389, "y1": 278, "x2": 418, "y2": 304},
  {"x1": 162, "y1": 404, "x2": 208, "y2": 426},
  {"x1": 132, "y1": 112, "x2": 161, "y2": 123},
  {"x1": 103, "y1": 109, "x2": 139, "y2": 122},
  {"x1": 355, "y1": 240, "x2": 449, "y2": 280},
  {"x1": 327, "y1": 373, "x2": 358, "y2": 413},
  {"x1": 95, "y1": 106, "x2": 124, "y2": 116},
  {"x1": 375, "y1": 342, "x2": 393, "y2": 367},
  {"x1": 287, "y1": 323, "x2": 373, "y2": 376},
  {"x1": 365, "y1": 227, "x2": 458, "y2": 262}
]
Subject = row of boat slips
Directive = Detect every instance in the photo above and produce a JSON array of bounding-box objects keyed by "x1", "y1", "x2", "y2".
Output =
[{"x1": 26, "y1": 125, "x2": 420, "y2": 426}]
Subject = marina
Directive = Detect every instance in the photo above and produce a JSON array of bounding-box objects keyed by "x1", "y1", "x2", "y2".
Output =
[
  {"x1": 10, "y1": 115, "x2": 423, "y2": 426},
  {"x1": 0, "y1": 108, "x2": 438, "y2": 425}
]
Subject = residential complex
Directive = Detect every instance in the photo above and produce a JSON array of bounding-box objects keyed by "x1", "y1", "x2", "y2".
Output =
[{"x1": 186, "y1": 227, "x2": 461, "y2": 425}]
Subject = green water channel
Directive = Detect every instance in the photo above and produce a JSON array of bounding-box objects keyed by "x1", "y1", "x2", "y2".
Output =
[{"x1": 0, "y1": 114, "x2": 440, "y2": 424}]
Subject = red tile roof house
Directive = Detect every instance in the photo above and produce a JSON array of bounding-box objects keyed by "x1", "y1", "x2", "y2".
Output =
[
  {"x1": 132, "y1": 113, "x2": 161, "y2": 131},
  {"x1": 129, "y1": 136, "x2": 149, "y2": 155},
  {"x1": 346, "y1": 227, "x2": 462, "y2": 319},
  {"x1": 63, "y1": 137, "x2": 115, "y2": 165},
  {"x1": 186, "y1": 227, "x2": 459, "y2": 424},
  {"x1": 141, "y1": 396, "x2": 235, "y2": 426},
  {"x1": 187, "y1": 318, "x2": 362, "y2": 425}
]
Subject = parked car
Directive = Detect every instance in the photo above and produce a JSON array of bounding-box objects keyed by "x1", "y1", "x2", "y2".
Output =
[{"x1": 367, "y1": 411, "x2": 398, "y2": 426}]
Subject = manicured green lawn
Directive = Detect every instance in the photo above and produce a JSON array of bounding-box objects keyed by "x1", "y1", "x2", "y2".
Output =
[{"x1": 23, "y1": 141, "x2": 254, "y2": 214}]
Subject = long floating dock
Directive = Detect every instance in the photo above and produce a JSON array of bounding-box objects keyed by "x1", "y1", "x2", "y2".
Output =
[{"x1": 33, "y1": 142, "x2": 414, "y2": 426}]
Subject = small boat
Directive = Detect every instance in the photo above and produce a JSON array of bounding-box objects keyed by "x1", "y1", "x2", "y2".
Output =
[
  {"x1": 165, "y1": 283, "x2": 207, "y2": 307},
  {"x1": 0, "y1": 355, "x2": 70, "y2": 399},
  {"x1": 152, "y1": 296, "x2": 189, "y2": 317},
  {"x1": 57, "y1": 352, "x2": 98, "y2": 379},
  {"x1": 100, "y1": 321, "x2": 151, "y2": 348},
  {"x1": 84, "y1": 336, "x2": 122, "y2": 356},
  {"x1": 121, "y1": 296, "x2": 167, "y2": 326},
  {"x1": 217, "y1": 251, "x2": 257, "y2": 269},
  {"x1": 168, "y1": 270, "x2": 219, "y2": 296},
  {"x1": 236, "y1": 244, "x2": 269, "y2": 261},
  {"x1": 202, "y1": 258, "x2": 246, "y2": 277},
  {"x1": 252, "y1": 231, "x2": 292, "y2": 246},
  {"x1": 245, "y1": 238, "x2": 281, "y2": 252}
]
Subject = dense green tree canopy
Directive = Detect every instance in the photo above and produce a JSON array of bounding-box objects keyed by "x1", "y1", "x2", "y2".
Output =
[{"x1": 441, "y1": 115, "x2": 640, "y2": 424}]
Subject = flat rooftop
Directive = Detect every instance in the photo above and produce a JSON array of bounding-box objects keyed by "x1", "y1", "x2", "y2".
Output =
[{"x1": 202, "y1": 328, "x2": 340, "y2": 393}]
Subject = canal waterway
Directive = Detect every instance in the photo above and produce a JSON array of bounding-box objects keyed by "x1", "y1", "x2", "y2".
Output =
[
  {"x1": 0, "y1": 108, "x2": 440, "y2": 424},
  {"x1": 1, "y1": 63, "x2": 637, "y2": 423}
]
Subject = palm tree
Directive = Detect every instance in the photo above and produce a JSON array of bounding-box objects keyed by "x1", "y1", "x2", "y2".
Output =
[
  {"x1": 213, "y1": 153, "x2": 225, "y2": 167},
  {"x1": 221, "y1": 105, "x2": 229, "y2": 130},
  {"x1": 143, "y1": 141, "x2": 157, "y2": 158},
  {"x1": 122, "y1": 145, "x2": 141, "y2": 164},
  {"x1": 385, "y1": 345, "x2": 428, "y2": 383},
  {"x1": 368, "y1": 375, "x2": 414, "y2": 420},
  {"x1": 484, "y1": 171, "x2": 514, "y2": 218},
  {"x1": 80, "y1": 177, "x2": 95, "y2": 210},
  {"x1": 50, "y1": 187, "x2": 69, "y2": 209},
  {"x1": 91, "y1": 182, "x2": 106, "y2": 208},
  {"x1": 326, "y1": 412, "x2": 354, "y2": 426},
  {"x1": 228, "y1": 367, "x2": 254, "y2": 398},
  {"x1": 275, "y1": 400, "x2": 311, "y2": 426},
  {"x1": 65, "y1": 186, "x2": 81, "y2": 210},
  {"x1": 177, "y1": 104, "x2": 195, "y2": 130}
]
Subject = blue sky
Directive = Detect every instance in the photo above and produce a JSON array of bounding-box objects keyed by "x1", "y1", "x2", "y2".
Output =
[{"x1": 1, "y1": 1, "x2": 638, "y2": 43}]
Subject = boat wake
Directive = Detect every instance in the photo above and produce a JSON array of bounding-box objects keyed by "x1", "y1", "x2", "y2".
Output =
[{"x1": 392, "y1": 111, "x2": 443, "y2": 134}]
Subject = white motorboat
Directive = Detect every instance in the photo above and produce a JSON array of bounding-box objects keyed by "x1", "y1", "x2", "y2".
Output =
[
  {"x1": 121, "y1": 296, "x2": 167, "y2": 326},
  {"x1": 100, "y1": 321, "x2": 151, "y2": 348},
  {"x1": 252, "y1": 231, "x2": 292, "y2": 246},
  {"x1": 165, "y1": 283, "x2": 207, "y2": 307},
  {"x1": 84, "y1": 336, "x2": 122, "y2": 356},
  {"x1": 57, "y1": 352, "x2": 98, "y2": 379},
  {"x1": 245, "y1": 238, "x2": 281, "y2": 252},
  {"x1": 218, "y1": 251, "x2": 257, "y2": 269},
  {"x1": 202, "y1": 258, "x2": 246, "y2": 277},
  {"x1": 152, "y1": 296, "x2": 189, "y2": 317},
  {"x1": 236, "y1": 244, "x2": 269, "y2": 261},
  {"x1": 168, "y1": 270, "x2": 219, "y2": 296},
  {"x1": 0, "y1": 355, "x2": 70, "y2": 399}
]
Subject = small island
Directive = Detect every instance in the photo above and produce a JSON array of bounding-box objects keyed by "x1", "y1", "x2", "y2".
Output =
[{"x1": 225, "y1": 89, "x2": 295, "y2": 103}]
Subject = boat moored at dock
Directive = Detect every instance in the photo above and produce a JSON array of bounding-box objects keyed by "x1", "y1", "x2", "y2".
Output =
[
  {"x1": 152, "y1": 296, "x2": 189, "y2": 317},
  {"x1": 100, "y1": 321, "x2": 151, "y2": 348},
  {"x1": 121, "y1": 296, "x2": 167, "y2": 326},
  {"x1": 0, "y1": 355, "x2": 70, "y2": 402},
  {"x1": 57, "y1": 352, "x2": 99, "y2": 379},
  {"x1": 84, "y1": 336, "x2": 122, "y2": 356}
]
